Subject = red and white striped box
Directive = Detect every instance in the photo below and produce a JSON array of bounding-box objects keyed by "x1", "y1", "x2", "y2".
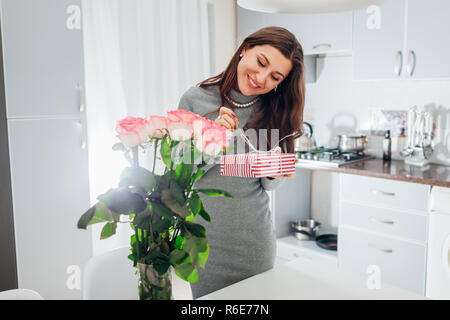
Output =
[{"x1": 220, "y1": 153, "x2": 296, "y2": 178}]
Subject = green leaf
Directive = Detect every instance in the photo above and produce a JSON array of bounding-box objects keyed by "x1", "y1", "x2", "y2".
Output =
[
  {"x1": 152, "y1": 217, "x2": 172, "y2": 233},
  {"x1": 132, "y1": 209, "x2": 153, "y2": 229},
  {"x1": 161, "y1": 189, "x2": 190, "y2": 218},
  {"x1": 174, "y1": 235, "x2": 184, "y2": 250},
  {"x1": 198, "y1": 200, "x2": 211, "y2": 223},
  {"x1": 195, "y1": 188, "x2": 233, "y2": 198},
  {"x1": 119, "y1": 167, "x2": 156, "y2": 193},
  {"x1": 112, "y1": 142, "x2": 125, "y2": 151},
  {"x1": 179, "y1": 164, "x2": 194, "y2": 189},
  {"x1": 175, "y1": 262, "x2": 198, "y2": 282},
  {"x1": 98, "y1": 188, "x2": 147, "y2": 215},
  {"x1": 169, "y1": 180, "x2": 186, "y2": 206},
  {"x1": 169, "y1": 249, "x2": 188, "y2": 265},
  {"x1": 184, "y1": 222, "x2": 206, "y2": 238},
  {"x1": 188, "y1": 193, "x2": 201, "y2": 215},
  {"x1": 100, "y1": 222, "x2": 117, "y2": 239},
  {"x1": 160, "y1": 137, "x2": 173, "y2": 169},
  {"x1": 77, "y1": 205, "x2": 96, "y2": 229},
  {"x1": 151, "y1": 202, "x2": 175, "y2": 220},
  {"x1": 183, "y1": 235, "x2": 208, "y2": 267},
  {"x1": 190, "y1": 169, "x2": 205, "y2": 183}
]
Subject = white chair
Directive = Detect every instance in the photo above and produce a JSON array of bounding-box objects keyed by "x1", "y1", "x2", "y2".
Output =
[
  {"x1": 83, "y1": 246, "x2": 193, "y2": 300},
  {"x1": 0, "y1": 289, "x2": 44, "y2": 300},
  {"x1": 83, "y1": 246, "x2": 139, "y2": 300}
]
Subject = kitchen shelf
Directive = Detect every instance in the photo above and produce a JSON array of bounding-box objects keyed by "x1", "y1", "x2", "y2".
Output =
[{"x1": 277, "y1": 236, "x2": 338, "y2": 268}]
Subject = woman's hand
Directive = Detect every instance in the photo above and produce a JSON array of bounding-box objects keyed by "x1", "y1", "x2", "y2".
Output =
[
  {"x1": 215, "y1": 106, "x2": 239, "y2": 130},
  {"x1": 267, "y1": 146, "x2": 296, "y2": 179}
]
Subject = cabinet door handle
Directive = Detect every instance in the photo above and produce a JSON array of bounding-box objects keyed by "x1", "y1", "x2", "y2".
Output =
[
  {"x1": 77, "y1": 83, "x2": 85, "y2": 113},
  {"x1": 369, "y1": 216, "x2": 394, "y2": 225},
  {"x1": 394, "y1": 50, "x2": 403, "y2": 76},
  {"x1": 368, "y1": 244, "x2": 393, "y2": 253},
  {"x1": 312, "y1": 43, "x2": 332, "y2": 50},
  {"x1": 79, "y1": 119, "x2": 87, "y2": 149},
  {"x1": 406, "y1": 50, "x2": 416, "y2": 77},
  {"x1": 370, "y1": 189, "x2": 396, "y2": 196}
]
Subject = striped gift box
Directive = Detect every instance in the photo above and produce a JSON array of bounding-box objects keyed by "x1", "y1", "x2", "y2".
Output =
[{"x1": 220, "y1": 153, "x2": 296, "y2": 178}]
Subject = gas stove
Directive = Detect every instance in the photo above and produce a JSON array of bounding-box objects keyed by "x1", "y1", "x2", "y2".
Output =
[{"x1": 295, "y1": 148, "x2": 375, "y2": 168}]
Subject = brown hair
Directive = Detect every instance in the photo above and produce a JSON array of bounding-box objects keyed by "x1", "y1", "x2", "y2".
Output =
[{"x1": 198, "y1": 26, "x2": 305, "y2": 153}]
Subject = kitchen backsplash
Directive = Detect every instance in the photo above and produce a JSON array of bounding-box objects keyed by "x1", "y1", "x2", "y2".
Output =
[{"x1": 304, "y1": 55, "x2": 450, "y2": 167}]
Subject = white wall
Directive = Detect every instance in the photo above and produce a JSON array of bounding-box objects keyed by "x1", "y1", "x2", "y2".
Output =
[
  {"x1": 306, "y1": 55, "x2": 450, "y2": 230},
  {"x1": 208, "y1": 0, "x2": 237, "y2": 73}
]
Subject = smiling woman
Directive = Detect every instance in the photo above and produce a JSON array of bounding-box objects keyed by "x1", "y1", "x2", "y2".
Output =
[{"x1": 177, "y1": 26, "x2": 305, "y2": 299}]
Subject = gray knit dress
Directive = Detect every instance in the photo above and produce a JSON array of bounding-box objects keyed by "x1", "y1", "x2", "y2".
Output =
[{"x1": 177, "y1": 84, "x2": 284, "y2": 299}]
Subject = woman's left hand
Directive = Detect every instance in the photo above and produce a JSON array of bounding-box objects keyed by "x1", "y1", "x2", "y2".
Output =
[{"x1": 267, "y1": 146, "x2": 296, "y2": 179}]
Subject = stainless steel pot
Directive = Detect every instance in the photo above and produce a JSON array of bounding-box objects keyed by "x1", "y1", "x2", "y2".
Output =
[
  {"x1": 291, "y1": 219, "x2": 321, "y2": 240},
  {"x1": 336, "y1": 135, "x2": 368, "y2": 153}
]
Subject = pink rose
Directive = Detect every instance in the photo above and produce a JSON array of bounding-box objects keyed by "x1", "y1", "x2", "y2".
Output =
[
  {"x1": 147, "y1": 115, "x2": 168, "y2": 138},
  {"x1": 115, "y1": 116, "x2": 150, "y2": 148},
  {"x1": 166, "y1": 110, "x2": 201, "y2": 141},
  {"x1": 194, "y1": 120, "x2": 234, "y2": 156}
]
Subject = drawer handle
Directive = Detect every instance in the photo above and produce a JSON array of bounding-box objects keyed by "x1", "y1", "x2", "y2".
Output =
[
  {"x1": 312, "y1": 43, "x2": 332, "y2": 50},
  {"x1": 370, "y1": 189, "x2": 396, "y2": 197},
  {"x1": 369, "y1": 216, "x2": 394, "y2": 225},
  {"x1": 368, "y1": 244, "x2": 393, "y2": 254},
  {"x1": 293, "y1": 253, "x2": 312, "y2": 260}
]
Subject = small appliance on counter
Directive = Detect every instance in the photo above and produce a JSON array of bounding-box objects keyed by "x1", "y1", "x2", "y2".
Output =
[{"x1": 400, "y1": 106, "x2": 434, "y2": 167}]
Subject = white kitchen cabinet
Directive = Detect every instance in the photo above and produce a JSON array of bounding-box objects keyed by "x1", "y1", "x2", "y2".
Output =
[
  {"x1": 353, "y1": 0, "x2": 406, "y2": 80},
  {"x1": 340, "y1": 174, "x2": 430, "y2": 212},
  {"x1": 1, "y1": 0, "x2": 85, "y2": 118},
  {"x1": 405, "y1": 0, "x2": 450, "y2": 79},
  {"x1": 237, "y1": 6, "x2": 352, "y2": 56},
  {"x1": 1, "y1": 0, "x2": 92, "y2": 299},
  {"x1": 338, "y1": 174, "x2": 430, "y2": 295},
  {"x1": 338, "y1": 225, "x2": 426, "y2": 295},
  {"x1": 7, "y1": 118, "x2": 92, "y2": 299},
  {"x1": 353, "y1": 0, "x2": 450, "y2": 80}
]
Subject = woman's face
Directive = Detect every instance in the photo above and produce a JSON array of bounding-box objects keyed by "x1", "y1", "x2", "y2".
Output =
[{"x1": 236, "y1": 44, "x2": 292, "y2": 96}]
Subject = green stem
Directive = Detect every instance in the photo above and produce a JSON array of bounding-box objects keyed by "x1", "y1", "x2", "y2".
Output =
[
  {"x1": 132, "y1": 146, "x2": 139, "y2": 168},
  {"x1": 152, "y1": 140, "x2": 158, "y2": 174}
]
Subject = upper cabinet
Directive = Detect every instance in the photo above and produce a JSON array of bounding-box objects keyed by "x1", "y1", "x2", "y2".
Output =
[
  {"x1": 1, "y1": 0, "x2": 85, "y2": 118},
  {"x1": 405, "y1": 0, "x2": 450, "y2": 79},
  {"x1": 237, "y1": 6, "x2": 352, "y2": 56},
  {"x1": 353, "y1": 0, "x2": 450, "y2": 80},
  {"x1": 353, "y1": 0, "x2": 406, "y2": 80}
]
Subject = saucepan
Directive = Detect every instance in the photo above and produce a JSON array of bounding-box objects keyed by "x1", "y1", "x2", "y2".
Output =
[
  {"x1": 336, "y1": 134, "x2": 369, "y2": 153},
  {"x1": 291, "y1": 219, "x2": 321, "y2": 241}
]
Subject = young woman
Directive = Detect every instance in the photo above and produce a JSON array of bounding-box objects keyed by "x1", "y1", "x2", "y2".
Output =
[{"x1": 178, "y1": 26, "x2": 305, "y2": 299}]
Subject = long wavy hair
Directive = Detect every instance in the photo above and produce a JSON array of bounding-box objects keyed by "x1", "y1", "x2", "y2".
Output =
[{"x1": 198, "y1": 26, "x2": 305, "y2": 153}]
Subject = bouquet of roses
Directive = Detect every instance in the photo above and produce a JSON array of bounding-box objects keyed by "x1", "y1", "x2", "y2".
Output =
[{"x1": 77, "y1": 109, "x2": 234, "y2": 300}]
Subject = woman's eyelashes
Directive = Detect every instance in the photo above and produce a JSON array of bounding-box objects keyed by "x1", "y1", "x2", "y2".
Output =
[{"x1": 257, "y1": 58, "x2": 280, "y2": 82}]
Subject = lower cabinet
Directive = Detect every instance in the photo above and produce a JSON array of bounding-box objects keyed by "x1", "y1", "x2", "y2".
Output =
[
  {"x1": 338, "y1": 174, "x2": 430, "y2": 295},
  {"x1": 338, "y1": 226, "x2": 426, "y2": 294}
]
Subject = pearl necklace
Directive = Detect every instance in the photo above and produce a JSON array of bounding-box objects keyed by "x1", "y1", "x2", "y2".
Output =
[{"x1": 224, "y1": 94, "x2": 259, "y2": 108}]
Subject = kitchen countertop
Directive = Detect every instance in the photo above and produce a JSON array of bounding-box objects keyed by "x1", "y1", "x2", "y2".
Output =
[
  {"x1": 295, "y1": 158, "x2": 450, "y2": 188},
  {"x1": 199, "y1": 257, "x2": 426, "y2": 300}
]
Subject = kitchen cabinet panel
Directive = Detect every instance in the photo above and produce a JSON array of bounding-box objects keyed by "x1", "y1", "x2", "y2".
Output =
[
  {"x1": 338, "y1": 226, "x2": 426, "y2": 295},
  {"x1": 7, "y1": 118, "x2": 92, "y2": 299},
  {"x1": 1, "y1": 0, "x2": 85, "y2": 118},
  {"x1": 237, "y1": 6, "x2": 352, "y2": 55},
  {"x1": 340, "y1": 200, "x2": 428, "y2": 243},
  {"x1": 405, "y1": 0, "x2": 450, "y2": 79},
  {"x1": 340, "y1": 174, "x2": 430, "y2": 212},
  {"x1": 353, "y1": 0, "x2": 406, "y2": 80}
]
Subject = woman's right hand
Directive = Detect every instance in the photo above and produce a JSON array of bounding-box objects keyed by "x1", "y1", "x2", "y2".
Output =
[{"x1": 215, "y1": 106, "x2": 239, "y2": 130}]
